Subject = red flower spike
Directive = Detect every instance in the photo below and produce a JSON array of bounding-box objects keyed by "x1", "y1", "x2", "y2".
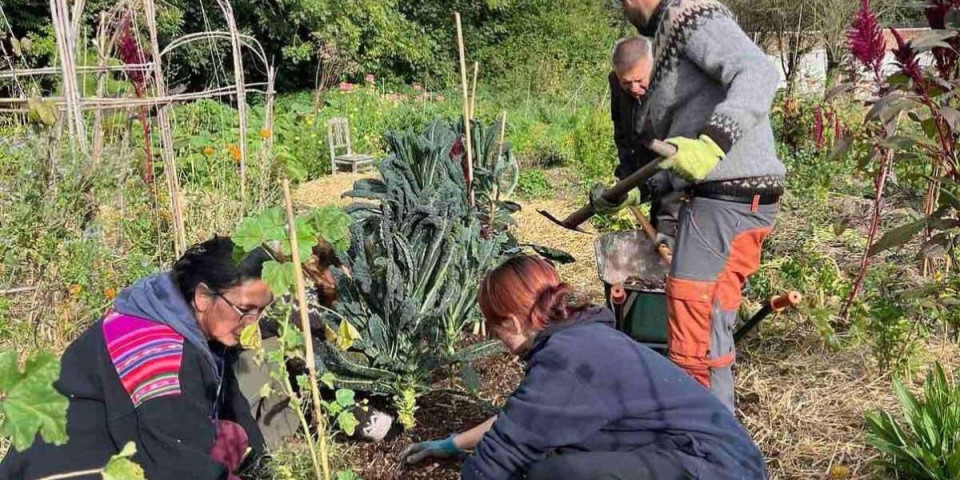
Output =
[
  {"x1": 848, "y1": 0, "x2": 887, "y2": 82},
  {"x1": 116, "y1": 17, "x2": 148, "y2": 91},
  {"x1": 891, "y1": 28, "x2": 924, "y2": 87}
]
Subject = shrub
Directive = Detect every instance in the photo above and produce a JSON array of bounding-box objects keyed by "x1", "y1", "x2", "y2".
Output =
[{"x1": 866, "y1": 363, "x2": 960, "y2": 479}]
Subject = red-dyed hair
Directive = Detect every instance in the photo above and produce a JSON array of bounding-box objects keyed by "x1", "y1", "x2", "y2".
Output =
[{"x1": 477, "y1": 256, "x2": 586, "y2": 330}]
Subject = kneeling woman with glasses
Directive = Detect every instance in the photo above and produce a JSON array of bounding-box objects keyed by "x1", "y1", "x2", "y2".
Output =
[{"x1": 1, "y1": 237, "x2": 274, "y2": 480}]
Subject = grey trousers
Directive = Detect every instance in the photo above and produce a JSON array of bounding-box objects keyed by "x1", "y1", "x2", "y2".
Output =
[
  {"x1": 235, "y1": 337, "x2": 300, "y2": 449},
  {"x1": 666, "y1": 196, "x2": 778, "y2": 411}
]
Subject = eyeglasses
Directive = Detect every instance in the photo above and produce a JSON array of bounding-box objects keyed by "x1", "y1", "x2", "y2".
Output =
[{"x1": 203, "y1": 285, "x2": 274, "y2": 322}]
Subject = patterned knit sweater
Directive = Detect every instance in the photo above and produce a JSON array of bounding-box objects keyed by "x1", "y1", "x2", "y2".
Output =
[{"x1": 636, "y1": 0, "x2": 786, "y2": 194}]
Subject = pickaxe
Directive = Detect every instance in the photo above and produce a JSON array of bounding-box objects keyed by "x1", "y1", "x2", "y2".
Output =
[{"x1": 538, "y1": 139, "x2": 677, "y2": 233}]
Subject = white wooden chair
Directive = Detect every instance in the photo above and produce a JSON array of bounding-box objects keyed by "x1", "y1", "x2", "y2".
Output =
[{"x1": 327, "y1": 117, "x2": 375, "y2": 173}]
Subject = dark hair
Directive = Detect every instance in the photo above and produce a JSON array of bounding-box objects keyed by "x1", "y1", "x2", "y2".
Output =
[
  {"x1": 478, "y1": 255, "x2": 587, "y2": 330},
  {"x1": 171, "y1": 236, "x2": 270, "y2": 303}
]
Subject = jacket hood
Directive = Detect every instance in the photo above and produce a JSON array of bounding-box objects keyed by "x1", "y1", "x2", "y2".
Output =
[{"x1": 112, "y1": 273, "x2": 217, "y2": 372}]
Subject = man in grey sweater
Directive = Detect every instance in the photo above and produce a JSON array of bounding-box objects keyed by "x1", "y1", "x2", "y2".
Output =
[{"x1": 594, "y1": 0, "x2": 786, "y2": 412}]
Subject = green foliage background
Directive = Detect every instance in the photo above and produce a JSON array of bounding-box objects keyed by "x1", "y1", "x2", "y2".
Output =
[{"x1": 4, "y1": 0, "x2": 625, "y2": 94}]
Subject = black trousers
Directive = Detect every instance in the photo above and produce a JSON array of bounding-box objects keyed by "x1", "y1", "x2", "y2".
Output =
[{"x1": 526, "y1": 450, "x2": 695, "y2": 480}]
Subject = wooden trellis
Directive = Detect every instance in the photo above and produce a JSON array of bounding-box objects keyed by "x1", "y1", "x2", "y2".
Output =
[{"x1": 0, "y1": 0, "x2": 275, "y2": 257}]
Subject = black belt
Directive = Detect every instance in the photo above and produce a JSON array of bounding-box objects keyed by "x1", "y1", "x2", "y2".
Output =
[{"x1": 692, "y1": 190, "x2": 781, "y2": 205}]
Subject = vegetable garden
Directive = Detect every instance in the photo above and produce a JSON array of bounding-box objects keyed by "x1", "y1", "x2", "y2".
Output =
[{"x1": 2, "y1": 0, "x2": 960, "y2": 479}]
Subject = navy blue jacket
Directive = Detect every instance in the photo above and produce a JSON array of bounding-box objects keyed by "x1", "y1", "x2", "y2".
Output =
[{"x1": 461, "y1": 307, "x2": 766, "y2": 480}]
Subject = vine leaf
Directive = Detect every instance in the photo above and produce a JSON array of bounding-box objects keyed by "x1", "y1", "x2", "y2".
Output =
[{"x1": 0, "y1": 351, "x2": 69, "y2": 452}]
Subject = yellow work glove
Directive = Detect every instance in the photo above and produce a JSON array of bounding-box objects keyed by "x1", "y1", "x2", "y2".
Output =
[
  {"x1": 590, "y1": 183, "x2": 640, "y2": 215},
  {"x1": 661, "y1": 135, "x2": 724, "y2": 182}
]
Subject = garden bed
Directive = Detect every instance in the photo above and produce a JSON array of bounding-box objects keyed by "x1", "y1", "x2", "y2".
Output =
[
  {"x1": 296, "y1": 174, "x2": 960, "y2": 480},
  {"x1": 346, "y1": 351, "x2": 524, "y2": 480}
]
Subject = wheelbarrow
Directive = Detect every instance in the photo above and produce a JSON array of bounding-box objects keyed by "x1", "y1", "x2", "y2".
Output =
[{"x1": 594, "y1": 230, "x2": 800, "y2": 354}]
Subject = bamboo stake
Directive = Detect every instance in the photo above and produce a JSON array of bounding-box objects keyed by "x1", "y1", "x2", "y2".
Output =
[
  {"x1": 217, "y1": 0, "x2": 249, "y2": 213},
  {"x1": 144, "y1": 0, "x2": 185, "y2": 256},
  {"x1": 91, "y1": 12, "x2": 108, "y2": 165},
  {"x1": 282, "y1": 179, "x2": 330, "y2": 480},
  {"x1": 50, "y1": 0, "x2": 87, "y2": 154},
  {"x1": 470, "y1": 61, "x2": 479, "y2": 121},
  {"x1": 259, "y1": 66, "x2": 277, "y2": 209},
  {"x1": 455, "y1": 12, "x2": 475, "y2": 207},
  {"x1": 497, "y1": 111, "x2": 507, "y2": 166}
]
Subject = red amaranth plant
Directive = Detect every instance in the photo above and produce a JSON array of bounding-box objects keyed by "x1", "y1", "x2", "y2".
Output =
[
  {"x1": 848, "y1": 0, "x2": 887, "y2": 83},
  {"x1": 891, "y1": 28, "x2": 924, "y2": 88},
  {"x1": 926, "y1": 0, "x2": 960, "y2": 79},
  {"x1": 116, "y1": 17, "x2": 154, "y2": 186}
]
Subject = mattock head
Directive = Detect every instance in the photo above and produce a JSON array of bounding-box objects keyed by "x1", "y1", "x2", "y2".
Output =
[{"x1": 537, "y1": 209, "x2": 587, "y2": 234}]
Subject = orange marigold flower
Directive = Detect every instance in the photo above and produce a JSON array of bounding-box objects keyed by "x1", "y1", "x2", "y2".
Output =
[
  {"x1": 259, "y1": 129, "x2": 271, "y2": 139},
  {"x1": 104, "y1": 287, "x2": 117, "y2": 300},
  {"x1": 203, "y1": 146, "x2": 214, "y2": 156}
]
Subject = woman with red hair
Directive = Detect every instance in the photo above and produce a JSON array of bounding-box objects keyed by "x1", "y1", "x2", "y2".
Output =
[{"x1": 400, "y1": 255, "x2": 766, "y2": 480}]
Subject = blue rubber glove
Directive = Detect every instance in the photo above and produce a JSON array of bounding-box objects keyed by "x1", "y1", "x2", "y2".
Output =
[
  {"x1": 661, "y1": 135, "x2": 724, "y2": 181},
  {"x1": 398, "y1": 434, "x2": 462, "y2": 464}
]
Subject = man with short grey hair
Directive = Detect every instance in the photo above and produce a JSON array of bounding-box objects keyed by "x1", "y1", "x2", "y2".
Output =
[{"x1": 600, "y1": 35, "x2": 683, "y2": 247}]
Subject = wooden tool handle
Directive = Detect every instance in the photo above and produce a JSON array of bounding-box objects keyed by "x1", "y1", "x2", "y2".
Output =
[{"x1": 770, "y1": 291, "x2": 802, "y2": 312}]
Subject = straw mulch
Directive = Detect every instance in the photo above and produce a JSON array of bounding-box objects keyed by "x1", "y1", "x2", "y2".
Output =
[{"x1": 293, "y1": 172, "x2": 376, "y2": 209}]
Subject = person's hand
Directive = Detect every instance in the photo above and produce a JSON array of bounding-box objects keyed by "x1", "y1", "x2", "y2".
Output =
[
  {"x1": 655, "y1": 232, "x2": 675, "y2": 252},
  {"x1": 398, "y1": 434, "x2": 462, "y2": 464},
  {"x1": 590, "y1": 183, "x2": 640, "y2": 215},
  {"x1": 660, "y1": 135, "x2": 724, "y2": 181}
]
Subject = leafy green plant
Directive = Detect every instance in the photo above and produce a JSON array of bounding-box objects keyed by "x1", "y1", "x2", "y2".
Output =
[
  {"x1": 866, "y1": 362, "x2": 960, "y2": 479},
  {"x1": 319, "y1": 388, "x2": 359, "y2": 436},
  {"x1": 315, "y1": 122, "x2": 507, "y2": 430},
  {"x1": 0, "y1": 350, "x2": 68, "y2": 452},
  {"x1": 233, "y1": 203, "x2": 353, "y2": 480},
  {"x1": 515, "y1": 169, "x2": 552, "y2": 198},
  {"x1": 0, "y1": 349, "x2": 144, "y2": 479}
]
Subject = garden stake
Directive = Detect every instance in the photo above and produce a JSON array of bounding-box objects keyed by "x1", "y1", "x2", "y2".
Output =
[
  {"x1": 470, "y1": 61, "x2": 479, "y2": 120},
  {"x1": 455, "y1": 12, "x2": 475, "y2": 207},
  {"x1": 538, "y1": 139, "x2": 676, "y2": 233},
  {"x1": 282, "y1": 179, "x2": 331, "y2": 480}
]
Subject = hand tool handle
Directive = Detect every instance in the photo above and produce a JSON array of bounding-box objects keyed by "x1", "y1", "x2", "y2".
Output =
[
  {"x1": 554, "y1": 140, "x2": 677, "y2": 230},
  {"x1": 734, "y1": 291, "x2": 802, "y2": 343},
  {"x1": 771, "y1": 291, "x2": 802, "y2": 312}
]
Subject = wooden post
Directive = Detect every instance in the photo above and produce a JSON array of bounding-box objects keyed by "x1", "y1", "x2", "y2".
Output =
[
  {"x1": 282, "y1": 179, "x2": 331, "y2": 480},
  {"x1": 49, "y1": 0, "x2": 87, "y2": 154},
  {"x1": 470, "y1": 61, "x2": 479, "y2": 121},
  {"x1": 258, "y1": 66, "x2": 277, "y2": 209},
  {"x1": 455, "y1": 12, "x2": 475, "y2": 207},
  {"x1": 217, "y1": 0, "x2": 249, "y2": 213},
  {"x1": 144, "y1": 0, "x2": 186, "y2": 256},
  {"x1": 91, "y1": 11, "x2": 108, "y2": 164}
]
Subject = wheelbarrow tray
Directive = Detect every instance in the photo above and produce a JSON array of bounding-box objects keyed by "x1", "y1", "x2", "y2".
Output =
[{"x1": 595, "y1": 231, "x2": 670, "y2": 351}]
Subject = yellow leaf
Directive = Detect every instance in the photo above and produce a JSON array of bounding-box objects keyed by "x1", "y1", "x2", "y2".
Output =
[
  {"x1": 336, "y1": 320, "x2": 361, "y2": 351},
  {"x1": 239, "y1": 323, "x2": 261, "y2": 351},
  {"x1": 324, "y1": 323, "x2": 339, "y2": 344}
]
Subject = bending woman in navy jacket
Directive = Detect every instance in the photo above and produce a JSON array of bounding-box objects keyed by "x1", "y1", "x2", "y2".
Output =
[{"x1": 400, "y1": 255, "x2": 767, "y2": 480}]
